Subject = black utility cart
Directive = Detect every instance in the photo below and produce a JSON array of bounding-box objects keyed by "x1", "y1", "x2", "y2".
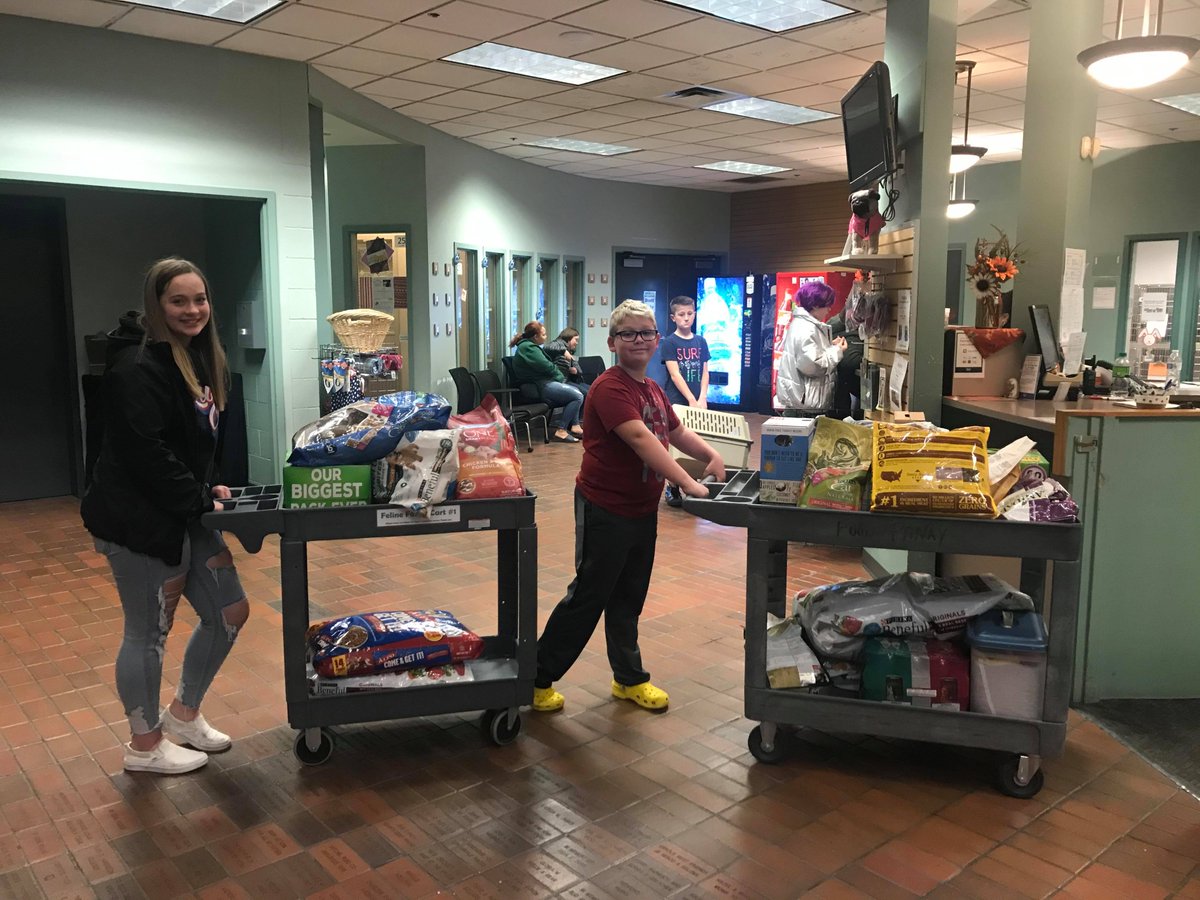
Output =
[
  {"x1": 683, "y1": 471, "x2": 1082, "y2": 798},
  {"x1": 203, "y1": 487, "x2": 538, "y2": 765}
]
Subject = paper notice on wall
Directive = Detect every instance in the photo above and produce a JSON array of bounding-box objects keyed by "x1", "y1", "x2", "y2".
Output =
[
  {"x1": 1092, "y1": 286, "x2": 1116, "y2": 309},
  {"x1": 1019, "y1": 354, "x2": 1041, "y2": 399},
  {"x1": 895, "y1": 289, "x2": 912, "y2": 352},
  {"x1": 371, "y1": 277, "x2": 394, "y2": 313},
  {"x1": 1062, "y1": 332, "x2": 1086, "y2": 375},
  {"x1": 889, "y1": 355, "x2": 908, "y2": 410},
  {"x1": 1139, "y1": 293, "x2": 1169, "y2": 344},
  {"x1": 1059, "y1": 286, "x2": 1084, "y2": 342},
  {"x1": 1062, "y1": 248, "x2": 1086, "y2": 288},
  {"x1": 954, "y1": 331, "x2": 984, "y2": 377}
]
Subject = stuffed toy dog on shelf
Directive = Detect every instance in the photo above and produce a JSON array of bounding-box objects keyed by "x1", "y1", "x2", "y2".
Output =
[{"x1": 842, "y1": 189, "x2": 885, "y2": 256}]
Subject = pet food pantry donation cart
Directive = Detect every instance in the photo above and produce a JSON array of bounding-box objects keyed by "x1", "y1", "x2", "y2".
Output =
[
  {"x1": 203, "y1": 488, "x2": 537, "y2": 764},
  {"x1": 683, "y1": 472, "x2": 1082, "y2": 797}
]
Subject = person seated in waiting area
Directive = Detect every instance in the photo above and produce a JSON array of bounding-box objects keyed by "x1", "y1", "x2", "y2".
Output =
[
  {"x1": 542, "y1": 328, "x2": 590, "y2": 395},
  {"x1": 776, "y1": 281, "x2": 846, "y2": 417},
  {"x1": 510, "y1": 321, "x2": 586, "y2": 443}
]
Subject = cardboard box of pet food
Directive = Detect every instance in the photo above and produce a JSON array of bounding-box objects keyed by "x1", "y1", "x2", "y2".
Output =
[
  {"x1": 283, "y1": 464, "x2": 372, "y2": 508},
  {"x1": 759, "y1": 417, "x2": 815, "y2": 504}
]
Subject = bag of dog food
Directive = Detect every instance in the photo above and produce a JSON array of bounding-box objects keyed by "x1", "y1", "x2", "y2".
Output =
[
  {"x1": 805, "y1": 417, "x2": 873, "y2": 480},
  {"x1": 456, "y1": 421, "x2": 524, "y2": 500},
  {"x1": 870, "y1": 423, "x2": 997, "y2": 517},
  {"x1": 308, "y1": 609, "x2": 484, "y2": 678},
  {"x1": 799, "y1": 464, "x2": 870, "y2": 511},
  {"x1": 288, "y1": 392, "x2": 451, "y2": 466},
  {"x1": 386, "y1": 429, "x2": 459, "y2": 512}
]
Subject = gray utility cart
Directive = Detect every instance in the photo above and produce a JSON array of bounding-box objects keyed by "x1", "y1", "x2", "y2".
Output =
[
  {"x1": 683, "y1": 470, "x2": 1082, "y2": 798},
  {"x1": 203, "y1": 487, "x2": 537, "y2": 765}
]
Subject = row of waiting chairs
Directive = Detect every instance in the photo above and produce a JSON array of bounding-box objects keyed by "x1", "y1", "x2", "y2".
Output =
[{"x1": 449, "y1": 356, "x2": 607, "y2": 452}]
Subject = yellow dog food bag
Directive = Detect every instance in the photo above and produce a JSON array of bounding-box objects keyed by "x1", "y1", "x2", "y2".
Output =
[{"x1": 870, "y1": 423, "x2": 997, "y2": 518}]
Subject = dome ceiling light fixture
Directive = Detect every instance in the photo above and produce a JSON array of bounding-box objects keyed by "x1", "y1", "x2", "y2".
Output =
[
  {"x1": 951, "y1": 60, "x2": 988, "y2": 175},
  {"x1": 1077, "y1": 0, "x2": 1199, "y2": 91},
  {"x1": 947, "y1": 171, "x2": 977, "y2": 219}
]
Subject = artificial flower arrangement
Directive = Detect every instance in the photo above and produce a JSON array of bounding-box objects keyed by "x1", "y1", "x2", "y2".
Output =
[{"x1": 967, "y1": 228, "x2": 1027, "y2": 327}]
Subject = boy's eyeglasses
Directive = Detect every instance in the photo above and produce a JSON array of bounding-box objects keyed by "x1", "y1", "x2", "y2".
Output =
[{"x1": 614, "y1": 329, "x2": 660, "y2": 342}]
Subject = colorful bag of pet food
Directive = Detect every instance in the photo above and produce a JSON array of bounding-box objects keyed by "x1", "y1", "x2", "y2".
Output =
[
  {"x1": 870, "y1": 423, "x2": 997, "y2": 517},
  {"x1": 805, "y1": 417, "x2": 873, "y2": 480},
  {"x1": 288, "y1": 392, "x2": 451, "y2": 466},
  {"x1": 799, "y1": 464, "x2": 870, "y2": 511},
  {"x1": 307, "y1": 609, "x2": 484, "y2": 678},
  {"x1": 385, "y1": 429, "x2": 459, "y2": 512},
  {"x1": 456, "y1": 421, "x2": 524, "y2": 500}
]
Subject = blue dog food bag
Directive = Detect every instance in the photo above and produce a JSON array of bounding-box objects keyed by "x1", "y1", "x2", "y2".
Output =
[{"x1": 288, "y1": 392, "x2": 451, "y2": 466}]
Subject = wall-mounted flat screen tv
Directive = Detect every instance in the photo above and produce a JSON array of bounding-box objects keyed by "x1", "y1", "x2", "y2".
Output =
[{"x1": 842, "y1": 60, "x2": 897, "y2": 191}]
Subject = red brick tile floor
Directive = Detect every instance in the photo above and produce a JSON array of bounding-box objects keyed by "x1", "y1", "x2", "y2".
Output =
[{"x1": 0, "y1": 413, "x2": 1196, "y2": 898}]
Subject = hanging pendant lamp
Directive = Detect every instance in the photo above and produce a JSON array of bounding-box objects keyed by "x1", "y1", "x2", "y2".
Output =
[
  {"x1": 947, "y1": 172, "x2": 977, "y2": 219},
  {"x1": 1078, "y1": 0, "x2": 1199, "y2": 90},
  {"x1": 950, "y1": 60, "x2": 988, "y2": 174}
]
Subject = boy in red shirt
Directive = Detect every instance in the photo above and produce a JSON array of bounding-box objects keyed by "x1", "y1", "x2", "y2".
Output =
[{"x1": 532, "y1": 300, "x2": 726, "y2": 712}]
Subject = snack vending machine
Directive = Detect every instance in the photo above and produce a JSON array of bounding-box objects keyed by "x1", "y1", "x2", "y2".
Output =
[{"x1": 758, "y1": 271, "x2": 856, "y2": 413}]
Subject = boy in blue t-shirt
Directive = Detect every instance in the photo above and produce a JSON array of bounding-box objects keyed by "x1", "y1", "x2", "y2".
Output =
[{"x1": 658, "y1": 295, "x2": 710, "y2": 506}]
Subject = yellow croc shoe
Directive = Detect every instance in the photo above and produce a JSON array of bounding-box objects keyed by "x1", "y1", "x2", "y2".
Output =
[
  {"x1": 532, "y1": 686, "x2": 565, "y2": 712},
  {"x1": 611, "y1": 680, "x2": 669, "y2": 710}
]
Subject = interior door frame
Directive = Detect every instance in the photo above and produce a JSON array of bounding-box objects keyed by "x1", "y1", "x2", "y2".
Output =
[
  {"x1": 454, "y1": 242, "x2": 481, "y2": 369},
  {"x1": 1116, "y1": 231, "x2": 1189, "y2": 357}
]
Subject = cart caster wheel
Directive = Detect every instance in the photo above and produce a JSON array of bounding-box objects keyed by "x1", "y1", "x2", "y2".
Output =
[
  {"x1": 748, "y1": 725, "x2": 790, "y2": 764},
  {"x1": 996, "y1": 755, "x2": 1044, "y2": 798},
  {"x1": 293, "y1": 728, "x2": 335, "y2": 766},
  {"x1": 482, "y1": 708, "x2": 522, "y2": 746}
]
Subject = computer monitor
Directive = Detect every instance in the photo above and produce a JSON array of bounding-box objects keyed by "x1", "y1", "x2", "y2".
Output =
[{"x1": 1029, "y1": 305, "x2": 1062, "y2": 373}]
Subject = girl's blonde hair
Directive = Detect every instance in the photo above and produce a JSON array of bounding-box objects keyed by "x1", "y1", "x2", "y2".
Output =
[
  {"x1": 141, "y1": 257, "x2": 228, "y2": 410},
  {"x1": 609, "y1": 300, "x2": 656, "y2": 335}
]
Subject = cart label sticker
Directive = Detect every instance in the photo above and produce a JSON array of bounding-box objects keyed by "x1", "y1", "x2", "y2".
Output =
[
  {"x1": 468, "y1": 519, "x2": 490, "y2": 530},
  {"x1": 376, "y1": 505, "x2": 461, "y2": 527}
]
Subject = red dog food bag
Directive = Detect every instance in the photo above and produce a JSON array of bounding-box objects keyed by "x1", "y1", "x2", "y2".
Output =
[
  {"x1": 456, "y1": 420, "x2": 525, "y2": 500},
  {"x1": 308, "y1": 610, "x2": 484, "y2": 678}
]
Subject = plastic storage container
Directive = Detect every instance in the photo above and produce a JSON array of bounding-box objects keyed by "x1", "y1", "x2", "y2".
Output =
[
  {"x1": 967, "y1": 609, "x2": 1047, "y2": 719},
  {"x1": 861, "y1": 637, "x2": 970, "y2": 710},
  {"x1": 670, "y1": 405, "x2": 753, "y2": 478}
]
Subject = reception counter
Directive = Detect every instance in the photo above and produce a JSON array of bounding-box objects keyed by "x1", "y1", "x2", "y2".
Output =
[{"x1": 940, "y1": 397, "x2": 1200, "y2": 701}]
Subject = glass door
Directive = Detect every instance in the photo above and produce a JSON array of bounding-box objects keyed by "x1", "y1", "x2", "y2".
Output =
[
  {"x1": 483, "y1": 251, "x2": 505, "y2": 370},
  {"x1": 564, "y1": 258, "x2": 584, "y2": 335},
  {"x1": 510, "y1": 253, "x2": 532, "y2": 332},
  {"x1": 538, "y1": 255, "x2": 559, "y2": 335},
  {"x1": 455, "y1": 246, "x2": 477, "y2": 369},
  {"x1": 1121, "y1": 237, "x2": 1183, "y2": 379},
  {"x1": 351, "y1": 229, "x2": 409, "y2": 391}
]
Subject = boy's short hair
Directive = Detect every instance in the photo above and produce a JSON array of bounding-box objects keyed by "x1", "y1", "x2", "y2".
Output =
[
  {"x1": 610, "y1": 300, "x2": 656, "y2": 335},
  {"x1": 668, "y1": 295, "x2": 695, "y2": 315}
]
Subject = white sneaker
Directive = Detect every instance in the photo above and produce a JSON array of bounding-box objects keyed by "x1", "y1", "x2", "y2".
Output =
[
  {"x1": 161, "y1": 708, "x2": 232, "y2": 752},
  {"x1": 124, "y1": 739, "x2": 208, "y2": 775}
]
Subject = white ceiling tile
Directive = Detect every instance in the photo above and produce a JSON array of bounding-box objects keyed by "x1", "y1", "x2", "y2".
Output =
[
  {"x1": 435, "y1": 121, "x2": 498, "y2": 137},
  {"x1": 357, "y1": 76, "x2": 451, "y2": 101},
  {"x1": 312, "y1": 45, "x2": 424, "y2": 75},
  {"x1": 575, "y1": 40, "x2": 691, "y2": 72},
  {"x1": 587, "y1": 72, "x2": 685, "y2": 98},
  {"x1": 551, "y1": 109, "x2": 632, "y2": 128},
  {"x1": 640, "y1": 17, "x2": 763, "y2": 56},
  {"x1": 501, "y1": 22, "x2": 622, "y2": 56},
  {"x1": 513, "y1": 120, "x2": 588, "y2": 136},
  {"x1": 399, "y1": 60, "x2": 505, "y2": 87},
  {"x1": 710, "y1": 70, "x2": 811, "y2": 97},
  {"x1": 701, "y1": 132, "x2": 773, "y2": 150},
  {"x1": 434, "y1": 89, "x2": 523, "y2": 111},
  {"x1": 957, "y1": 9, "x2": 1030, "y2": 49},
  {"x1": 773, "y1": 52, "x2": 878, "y2": 84},
  {"x1": 594, "y1": 99, "x2": 685, "y2": 118},
  {"x1": 794, "y1": 12, "x2": 881, "y2": 53},
  {"x1": 763, "y1": 83, "x2": 846, "y2": 106},
  {"x1": 969, "y1": 66, "x2": 1027, "y2": 93},
  {"x1": 651, "y1": 109, "x2": 734, "y2": 128},
  {"x1": 451, "y1": 110, "x2": 538, "y2": 129},
  {"x1": 217, "y1": 29, "x2": 338, "y2": 62},
  {"x1": 558, "y1": 0, "x2": 698, "y2": 40},
  {"x1": 701, "y1": 115, "x2": 782, "y2": 134},
  {"x1": 989, "y1": 40, "x2": 1029, "y2": 64},
  {"x1": 359, "y1": 93, "x2": 409, "y2": 110},
  {"x1": 299, "y1": 0, "x2": 440, "y2": 19},
  {"x1": 494, "y1": 98, "x2": 582, "y2": 119},
  {"x1": 0, "y1": 0, "x2": 125, "y2": 27},
  {"x1": 471, "y1": 75, "x2": 570, "y2": 99},
  {"x1": 476, "y1": 0, "x2": 596, "y2": 16},
  {"x1": 356, "y1": 24, "x2": 477, "y2": 58},
  {"x1": 315, "y1": 65, "x2": 380, "y2": 88},
  {"x1": 531, "y1": 86, "x2": 626, "y2": 108},
  {"x1": 708, "y1": 35, "x2": 827, "y2": 68},
  {"x1": 401, "y1": 1, "x2": 541, "y2": 40},
  {"x1": 610, "y1": 119, "x2": 687, "y2": 136},
  {"x1": 843, "y1": 42, "x2": 885, "y2": 63},
  {"x1": 646, "y1": 57, "x2": 756, "y2": 85},
  {"x1": 396, "y1": 101, "x2": 475, "y2": 121},
  {"x1": 256, "y1": 5, "x2": 386, "y2": 44},
  {"x1": 109, "y1": 7, "x2": 238, "y2": 43}
]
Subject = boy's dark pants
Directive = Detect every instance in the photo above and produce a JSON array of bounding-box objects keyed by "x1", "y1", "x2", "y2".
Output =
[{"x1": 535, "y1": 489, "x2": 657, "y2": 689}]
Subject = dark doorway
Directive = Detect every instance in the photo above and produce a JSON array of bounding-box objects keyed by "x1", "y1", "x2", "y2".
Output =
[
  {"x1": 0, "y1": 196, "x2": 78, "y2": 501},
  {"x1": 614, "y1": 251, "x2": 721, "y2": 384}
]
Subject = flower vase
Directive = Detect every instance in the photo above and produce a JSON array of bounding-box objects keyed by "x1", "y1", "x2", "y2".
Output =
[{"x1": 976, "y1": 288, "x2": 1005, "y2": 328}]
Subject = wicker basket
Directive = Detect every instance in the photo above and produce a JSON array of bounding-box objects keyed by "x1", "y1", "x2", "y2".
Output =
[{"x1": 327, "y1": 309, "x2": 394, "y2": 353}]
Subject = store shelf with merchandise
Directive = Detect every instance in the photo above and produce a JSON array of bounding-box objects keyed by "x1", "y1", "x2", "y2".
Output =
[{"x1": 823, "y1": 253, "x2": 905, "y2": 272}]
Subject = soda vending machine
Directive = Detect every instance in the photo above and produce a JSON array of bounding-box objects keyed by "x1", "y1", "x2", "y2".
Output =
[
  {"x1": 757, "y1": 271, "x2": 855, "y2": 413},
  {"x1": 695, "y1": 274, "x2": 751, "y2": 410}
]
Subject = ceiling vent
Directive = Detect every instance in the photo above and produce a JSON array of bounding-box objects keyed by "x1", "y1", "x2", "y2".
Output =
[
  {"x1": 669, "y1": 86, "x2": 727, "y2": 99},
  {"x1": 727, "y1": 175, "x2": 784, "y2": 184}
]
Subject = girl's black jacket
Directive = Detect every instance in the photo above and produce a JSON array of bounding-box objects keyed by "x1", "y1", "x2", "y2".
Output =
[{"x1": 81, "y1": 321, "x2": 218, "y2": 566}]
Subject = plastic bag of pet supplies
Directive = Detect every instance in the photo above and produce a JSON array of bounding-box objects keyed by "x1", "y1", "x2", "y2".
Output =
[
  {"x1": 870, "y1": 423, "x2": 997, "y2": 518},
  {"x1": 288, "y1": 392, "x2": 451, "y2": 466},
  {"x1": 307, "y1": 609, "x2": 484, "y2": 678},
  {"x1": 796, "y1": 572, "x2": 1032, "y2": 660},
  {"x1": 766, "y1": 614, "x2": 823, "y2": 689},
  {"x1": 386, "y1": 429, "x2": 459, "y2": 512}
]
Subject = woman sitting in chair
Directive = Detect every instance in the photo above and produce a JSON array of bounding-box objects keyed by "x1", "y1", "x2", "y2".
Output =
[
  {"x1": 542, "y1": 328, "x2": 590, "y2": 394},
  {"x1": 510, "y1": 321, "x2": 585, "y2": 443}
]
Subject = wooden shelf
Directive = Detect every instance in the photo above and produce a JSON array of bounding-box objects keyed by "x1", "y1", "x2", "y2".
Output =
[{"x1": 823, "y1": 253, "x2": 905, "y2": 272}]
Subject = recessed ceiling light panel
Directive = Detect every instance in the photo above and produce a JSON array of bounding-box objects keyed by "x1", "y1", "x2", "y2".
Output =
[
  {"x1": 695, "y1": 161, "x2": 791, "y2": 175},
  {"x1": 524, "y1": 138, "x2": 639, "y2": 156},
  {"x1": 123, "y1": 0, "x2": 285, "y2": 24},
  {"x1": 663, "y1": 0, "x2": 855, "y2": 33},
  {"x1": 704, "y1": 97, "x2": 836, "y2": 125},
  {"x1": 1153, "y1": 93, "x2": 1200, "y2": 117},
  {"x1": 443, "y1": 43, "x2": 624, "y2": 85}
]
